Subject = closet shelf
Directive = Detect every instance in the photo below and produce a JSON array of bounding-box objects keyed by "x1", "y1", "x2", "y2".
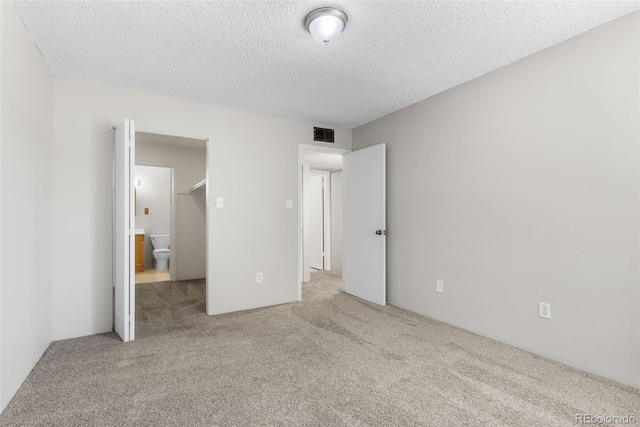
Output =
[{"x1": 190, "y1": 179, "x2": 207, "y2": 192}]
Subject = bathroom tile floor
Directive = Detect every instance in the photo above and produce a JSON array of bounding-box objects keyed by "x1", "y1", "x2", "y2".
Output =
[{"x1": 135, "y1": 268, "x2": 171, "y2": 284}]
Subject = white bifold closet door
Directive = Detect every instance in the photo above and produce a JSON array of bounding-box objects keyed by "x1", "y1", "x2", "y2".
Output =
[{"x1": 114, "y1": 119, "x2": 136, "y2": 342}]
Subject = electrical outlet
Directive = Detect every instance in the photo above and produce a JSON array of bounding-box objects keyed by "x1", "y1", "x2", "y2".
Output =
[
  {"x1": 436, "y1": 280, "x2": 444, "y2": 293},
  {"x1": 256, "y1": 272, "x2": 263, "y2": 284},
  {"x1": 539, "y1": 302, "x2": 551, "y2": 319}
]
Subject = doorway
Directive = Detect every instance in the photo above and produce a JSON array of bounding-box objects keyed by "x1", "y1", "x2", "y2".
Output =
[
  {"x1": 134, "y1": 131, "x2": 208, "y2": 338},
  {"x1": 113, "y1": 121, "x2": 209, "y2": 342},
  {"x1": 133, "y1": 164, "x2": 173, "y2": 284},
  {"x1": 298, "y1": 144, "x2": 349, "y2": 300},
  {"x1": 297, "y1": 142, "x2": 388, "y2": 307},
  {"x1": 134, "y1": 131, "x2": 207, "y2": 283}
]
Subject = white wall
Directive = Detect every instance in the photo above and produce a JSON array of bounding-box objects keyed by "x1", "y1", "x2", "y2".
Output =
[
  {"x1": 134, "y1": 165, "x2": 171, "y2": 269},
  {"x1": 353, "y1": 12, "x2": 640, "y2": 388},
  {"x1": 1, "y1": 1, "x2": 54, "y2": 411},
  {"x1": 176, "y1": 187, "x2": 206, "y2": 281},
  {"x1": 136, "y1": 141, "x2": 207, "y2": 280},
  {"x1": 330, "y1": 171, "x2": 343, "y2": 274},
  {"x1": 0, "y1": 0, "x2": 3, "y2": 413},
  {"x1": 52, "y1": 78, "x2": 352, "y2": 339},
  {"x1": 0, "y1": 1, "x2": 4, "y2": 410}
]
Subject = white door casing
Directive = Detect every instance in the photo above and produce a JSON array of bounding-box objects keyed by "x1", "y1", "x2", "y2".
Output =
[
  {"x1": 114, "y1": 119, "x2": 135, "y2": 342},
  {"x1": 343, "y1": 143, "x2": 386, "y2": 306}
]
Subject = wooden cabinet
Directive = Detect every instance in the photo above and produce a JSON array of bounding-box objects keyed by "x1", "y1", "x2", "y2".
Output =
[{"x1": 135, "y1": 234, "x2": 144, "y2": 273}]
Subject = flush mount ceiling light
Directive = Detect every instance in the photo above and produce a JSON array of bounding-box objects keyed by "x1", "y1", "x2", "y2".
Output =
[{"x1": 305, "y1": 7, "x2": 348, "y2": 45}]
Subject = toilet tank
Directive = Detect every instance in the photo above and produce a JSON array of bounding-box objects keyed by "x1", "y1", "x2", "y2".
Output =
[{"x1": 150, "y1": 234, "x2": 170, "y2": 250}]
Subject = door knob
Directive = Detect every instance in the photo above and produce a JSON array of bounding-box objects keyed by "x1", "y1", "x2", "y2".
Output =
[{"x1": 375, "y1": 229, "x2": 386, "y2": 235}]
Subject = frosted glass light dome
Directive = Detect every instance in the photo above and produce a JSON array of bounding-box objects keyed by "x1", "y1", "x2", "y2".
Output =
[{"x1": 305, "y1": 8, "x2": 348, "y2": 45}]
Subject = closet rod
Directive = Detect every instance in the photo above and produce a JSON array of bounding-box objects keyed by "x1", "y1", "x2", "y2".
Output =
[{"x1": 190, "y1": 179, "x2": 207, "y2": 192}]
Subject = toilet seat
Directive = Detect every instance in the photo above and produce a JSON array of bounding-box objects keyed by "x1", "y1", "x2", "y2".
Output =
[{"x1": 153, "y1": 249, "x2": 170, "y2": 254}]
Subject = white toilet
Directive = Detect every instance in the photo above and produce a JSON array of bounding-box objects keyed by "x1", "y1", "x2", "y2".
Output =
[{"x1": 150, "y1": 234, "x2": 170, "y2": 273}]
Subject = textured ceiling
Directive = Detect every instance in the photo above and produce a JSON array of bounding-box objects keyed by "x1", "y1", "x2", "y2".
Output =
[{"x1": 14, "y1": 1, "x2": 640, "y2": 129}]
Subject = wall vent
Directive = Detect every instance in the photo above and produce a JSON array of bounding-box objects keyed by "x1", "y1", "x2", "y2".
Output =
[{"x1": 313, "y1": 127, "x2": 335, "y2": 143}]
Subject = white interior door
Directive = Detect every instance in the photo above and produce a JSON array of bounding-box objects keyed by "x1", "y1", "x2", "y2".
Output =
[
  {"x1": 309, "y1": 174, "x2": 324, "y2": 270},
  {"x1": 114, "y1": 119, "x2": 135, "y2": 342},
  {"x1": 343, "y1": 143, "x2": 386, "y2": 305}
]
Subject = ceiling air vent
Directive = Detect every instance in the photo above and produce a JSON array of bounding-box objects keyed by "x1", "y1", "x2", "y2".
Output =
[{"x1": 314, "y1": 127, "x2": 335, "y2": 143}]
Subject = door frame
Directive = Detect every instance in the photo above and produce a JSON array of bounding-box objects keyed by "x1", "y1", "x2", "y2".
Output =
[
  {"x1": 116, "y1": 126, "x2": 210, "y2": 341},
  {"x1": 297, "y1": 144, "x2": 350, "y2": 301},
  {"x1": 133, "y1": 161, "x2": 176, "y2": 281}
]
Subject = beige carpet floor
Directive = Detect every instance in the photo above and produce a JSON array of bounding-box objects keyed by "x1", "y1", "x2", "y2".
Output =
[{"x1": 0, "y1": 271, "x2": 637, "y2": 426}]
